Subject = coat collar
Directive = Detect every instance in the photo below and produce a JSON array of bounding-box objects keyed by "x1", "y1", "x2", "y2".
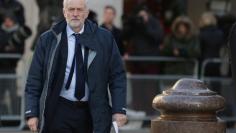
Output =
[
  {"x1": 66, "y1": 24, "x2": 85, "y2": 38},
  {"x1": 51, "y1": 19, "x2": 98, "y2": 51}
]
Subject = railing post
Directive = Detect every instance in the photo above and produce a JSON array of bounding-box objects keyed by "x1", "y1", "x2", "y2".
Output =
[
  {"x1": 0, "y1": 53, "x2": 23, "y2": 131},
  {"x1": 151, "y1": 78, "x2": 226, "y2": 133}
]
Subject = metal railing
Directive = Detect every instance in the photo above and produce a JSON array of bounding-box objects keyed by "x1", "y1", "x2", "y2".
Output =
[
  {"x1": 123, "y1": 56, "x2": 199, "y2": 130},
  {"x1": 0, "y1": 53, "x2": 25, "y2": 131},
  {"x1": 200, "y1": 58, "x2": 231, "y2": 81},
  {"x1": 124, "y1": 56, "x2": 199, "y2": 78},
  {"x1": 123, "y1": 56, "x2": 235, "y2": 130},
  {"x1": 200, "y1": 58, "x2": 236, "y2": 123},
  {"x1": 0, "y1": 55, "x2": 234, "y2": 131}
]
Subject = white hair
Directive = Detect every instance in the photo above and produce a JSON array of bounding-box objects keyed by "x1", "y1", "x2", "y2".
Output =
[{"x1": 63, "y1": 0, "x2": 89, "y2": 8}]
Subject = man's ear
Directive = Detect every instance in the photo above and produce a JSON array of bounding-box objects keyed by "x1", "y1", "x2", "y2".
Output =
[
  {"x1": 63, "y1": 8, "x2": 66, "y2": 18},
  {"x1": 85, "y1": 9, "x2": 90, "y2": 18}
]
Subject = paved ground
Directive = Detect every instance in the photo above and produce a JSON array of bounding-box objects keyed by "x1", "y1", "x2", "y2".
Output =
[
  {"x1": 0, "y1": 128, "x2": 235, "y2": 133},
  {"x1": 0, "y1": 129, "x2": 149, "y2": 133},
  {"x1": 0, "y1": 129, "x2": 151, "y2": 133}
]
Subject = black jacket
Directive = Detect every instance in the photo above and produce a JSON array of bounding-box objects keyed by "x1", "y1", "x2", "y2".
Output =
[
  {"x1": 25, "y1": 19, "x2": 127, "y2": 133},
  {"x1": 101, "y1": 24, "x2": 125, "y2": 56},
  {"x1": 123, "y1": 16, "x2": 163, "y2": 56},
  {"x1": 0, "y1": 27, "x2": 24, "y2": 72},
  {"x1": 200, "y1": 26, "x2": 224, "y2": 59}
]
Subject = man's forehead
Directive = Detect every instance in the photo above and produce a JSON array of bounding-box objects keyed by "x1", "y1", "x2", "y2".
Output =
[{"x1": 64, "y1": 0, "x2": 86, "y2": 8}]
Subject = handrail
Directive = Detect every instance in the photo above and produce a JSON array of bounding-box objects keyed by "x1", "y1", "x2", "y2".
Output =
[
  {"x1": 127, "y1": 74, "x2": 195, "y2": 80},
  {"x1": 0, "y1": 53, "x2": 24, "y2": 131},
  {"x1": 124, "y1": 56, "x2": 199, "y2": 78},
  {"x1": 1, "y1": 55, "x2": 233, "y2": 131},
  {"x1": 196, "y1": 58, "x2": 235, "y2": 124},
  {"x1": 124, "y1": 57, "x2": 235, "y2": 127},
  {"x1": 124, "y1": 56, "x2": 198, "y2": 62},
  {"x1": 200, "y1": 58, "x2": 229, "y2": 80},
  {"x1": 0, "y1": 74, "x2": 21, "y2": 79},
  {"x1": 0, "y1": 53, "x2": 22, "y2": 59}
]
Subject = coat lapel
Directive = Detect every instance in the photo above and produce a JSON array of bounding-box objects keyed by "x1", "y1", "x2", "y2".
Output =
[
  {"x1": 80, "y1": 36, "x2": 97, "y2": 92},
  {"x1": 80, "y1": 31, "x2": 98, "y2": 70},
  {"x1": 88, "y1": 50, "x2": 96, "y2": 69}
]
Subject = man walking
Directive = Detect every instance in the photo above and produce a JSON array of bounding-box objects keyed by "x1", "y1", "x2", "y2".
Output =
[{"x1": 25, "y1": 0, "x2": 127, "y2": 132}]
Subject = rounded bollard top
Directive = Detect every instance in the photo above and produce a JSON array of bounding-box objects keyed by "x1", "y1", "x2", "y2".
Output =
[
  {"x1": 164, "y1": 78, "x2": 216, "y2": 96},
  {"x1": 152, "y1": 78, "x2": 225, "y2": 122}
]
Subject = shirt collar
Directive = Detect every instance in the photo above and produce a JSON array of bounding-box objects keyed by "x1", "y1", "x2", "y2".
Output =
[{"x1": 66, "y1": 24, "x2": 85, "y2": 38}]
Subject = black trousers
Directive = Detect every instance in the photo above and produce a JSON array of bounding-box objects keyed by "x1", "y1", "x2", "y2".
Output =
[{"x1": 50, "y1": 97, "x2": 93, "y2": 133}]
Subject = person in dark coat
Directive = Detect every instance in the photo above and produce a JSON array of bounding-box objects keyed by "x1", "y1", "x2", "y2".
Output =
[
  {"x1": 0, "y1": 14, "x2": 21, "y2": 115},
  {"x1": 0, "y1": 0, "x2": 25, "y2": 25},
  {"x1": 199, "y1": 12, "x2": 224, "y2": 76},
  {"x1": 122, "y1": 7, "x2": 163, "y2": 115},
  {"x1": 25, "y1": 0, "x2": 127, "y2": 133},
  {"x1": 123, "y1": 7, "x2": 163, "y2": 56},
  {"x1": 0, "y1": 13, "x2": 31, "y2": 115},
  {"x1": 101, "y1": 5, "x2": 124, "y2": 56},
  {"x1": 199, "y1": 12, "x2": 223, "y2": 59},
  {"x1": 161, "y1": 16, "x2": 201, "y2": 74}
]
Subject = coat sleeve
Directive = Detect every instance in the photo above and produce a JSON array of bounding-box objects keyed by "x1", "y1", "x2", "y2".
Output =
[
  {"x1": 25, "y1": 36, "x2": 45, "y2": 119},
  {"x1": 108, "y1": 38, "x2": 127, "y2": 115}
]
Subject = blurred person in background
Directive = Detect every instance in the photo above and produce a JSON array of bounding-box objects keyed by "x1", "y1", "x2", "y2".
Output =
[
  {"x1": 123, "y1": 6, "x2": 164, "y2": 74},
  {"x1": 123, "y1": 6, "x2": 163, "y2": 56},
  {"x1": 199, "y1": 12, "x2": 223, "y2": 59},
  {"x1": 199, "y1": 12, "x2": 223, "y2": 107},
  {"x1": 161, "y1": 0, "x2": 187, "y2": 35},
  {"x1": 122, "y1": 6, "x2": 163, "y2": 115},
  {"x1": 161, "y1": 16, "x2": 200, "y2": 74},
  {"x1": 101, "y1": 5, "x2": 124, "y2": 56},
  {"x1": 0, "y1": 13, "x2": 31, "y2": 115},
  {"x1": 0, "y1": 0, "x2": 25, "y2": 25},
  {"x1": 199, "y1": 12, "x2": 224, "y2": 77}
]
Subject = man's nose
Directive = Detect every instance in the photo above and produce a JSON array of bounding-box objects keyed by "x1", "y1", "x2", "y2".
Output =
[{"x1": 72, "y1": 10, "x2": 79, "y2": 16}]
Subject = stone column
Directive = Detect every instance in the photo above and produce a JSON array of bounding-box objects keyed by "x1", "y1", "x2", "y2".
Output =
[{"x1": 151, "y1": 78, "x2": 226, "y2": 133}]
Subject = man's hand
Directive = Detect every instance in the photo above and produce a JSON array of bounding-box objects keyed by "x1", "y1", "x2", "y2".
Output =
[
  {"x1": 27, "y1": 117, "x2": 39, "y2": 132},
  {"x1": 113, "y1": 113, "x2": 127, "y2": 127}
]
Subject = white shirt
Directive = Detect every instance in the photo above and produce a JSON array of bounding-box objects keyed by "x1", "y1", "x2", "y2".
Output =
[{"x1": 60, "y1": 24, "x2": 89, "y2": 101}]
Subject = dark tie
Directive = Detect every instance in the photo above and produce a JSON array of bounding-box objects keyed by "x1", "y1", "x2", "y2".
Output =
[{"x1": 65, "y1": 33, "x2": 86, "y2": 100}]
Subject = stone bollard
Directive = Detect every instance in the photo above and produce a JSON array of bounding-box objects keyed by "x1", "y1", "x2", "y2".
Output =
[{"x1": 151, "y1": 78, "x2": 226, "y2": 133}]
